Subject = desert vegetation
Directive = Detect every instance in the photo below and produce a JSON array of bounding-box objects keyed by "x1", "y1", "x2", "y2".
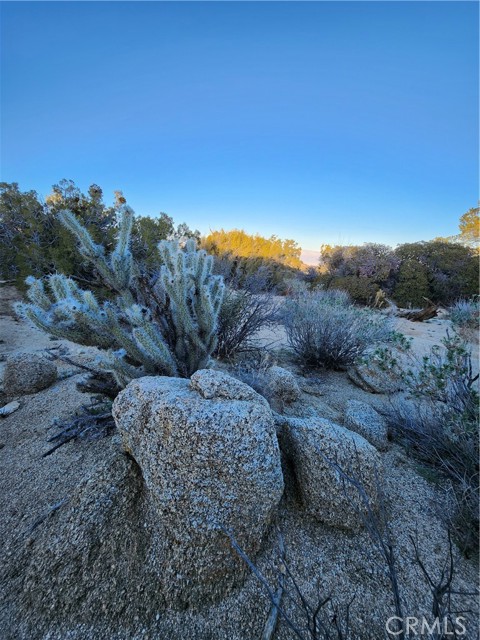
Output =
[
  {"x1": 316, "y1": 238, "x2": 478, "y2": 307},
  {"x1": 16, "y1": 205, "x2": 224, "y2": 388},
  {"x1": 0, "y1": 180, "x2": 200, "y2": 287},
  {"x1": 449, "y1": 298, "x2": 480, "y2": 334},
  {"x1": 0, "y1": 187, "x2": 478, "y2": 640},
  {"x1": 215, "y1": 275, "x2": 279, "y2": 360},
  {"x1": 283, "y1": 288, "x2": 394, "y2": 369},
  {"x1": 204, "y1": 228, "x2": 303, "y2": 291},
  {"x1": 1, "y1": 0, "x2": 478, "y2": 636},
  {"x1": 384, "y1": 332, "x2": 479, "y2": 557},
  {"x1": 2, "y1": 181, "x2": 477, "y2": 312}
]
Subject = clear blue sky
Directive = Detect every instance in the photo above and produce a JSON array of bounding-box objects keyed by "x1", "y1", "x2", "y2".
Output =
[{"x1": 1, "y1": 1, "x2": 478, "y2": 250}]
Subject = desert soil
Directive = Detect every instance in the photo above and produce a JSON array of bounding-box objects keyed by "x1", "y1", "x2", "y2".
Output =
[{"x1": 0, "y1": 285, "x2": 478, "y2": 640}]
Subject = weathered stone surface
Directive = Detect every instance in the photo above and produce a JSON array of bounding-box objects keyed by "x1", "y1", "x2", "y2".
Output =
[
  {"x1": 14, "y1": 449, "x2": 153, "y2": 636},
  {"x1": 347, "y1": 360, "x2": 401, "y2": 394},
  {"x1": 112, "y1": 370, "x2": 284, "y2": 607},
  {"x1": 277, "y1": 416, "x2": 381, "y2": 531},
  {"x1": 0, "y1": 400, "x2": 20, "y2": 417},
  {"x1": 344, "y1": 400, "x2": 389, "y2": 451},
  {"x1": 2, "y1": 352, "x2": 57, "y2": 396},
  {"x1": 190, "y1": 368, "x2": 263, "y2": 402},
  {"x1": 266, "y1": 366, "x2": 301, "y2": 404},
  {"x1": 11, "y1": 372, "x2": 284, "y2": 632}
]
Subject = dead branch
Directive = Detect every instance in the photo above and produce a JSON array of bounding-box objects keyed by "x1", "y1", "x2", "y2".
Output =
[
  {"x1": 262, "y1": 531, "x2": 286, "y2": 640},
  {"x1": 396, "y1": 298, "x2": 439, "y2": 322},
  {"x1": 43, "y1": 405, "x2": 114, "y2": 457}
]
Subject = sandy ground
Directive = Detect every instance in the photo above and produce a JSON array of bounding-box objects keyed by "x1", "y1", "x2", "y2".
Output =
[
  {"x1": 256, "y1": 294, "x2": 479, "y2": 366},
  {"x1": 0, "y1": 286, "x2": 478, "y2": 639}
]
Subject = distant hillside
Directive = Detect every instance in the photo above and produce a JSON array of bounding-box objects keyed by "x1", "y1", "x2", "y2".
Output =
[{"x1": 300, "y1": 249, "x2": 320, "y2": 266}]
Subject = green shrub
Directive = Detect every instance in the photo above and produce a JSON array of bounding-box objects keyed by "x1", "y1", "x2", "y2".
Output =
[
  {"x1": 317, "y1": 240, "x2": 478, "y2": 307},
  {"x1": 386, "y1": 331, "x2": 479, "y2": 556},
  {"x1": 0, "y1": 180, "x2": 120, "y2": 286},
  {"x1": 0, "y1": 180, "x2": 199, "y2": 287},
  {"x1": 325, "y1": 274, "x2": 379, "y2": 305},
  {"x1": 394, "y1": 241, "x2": 478, "y2": 305},
  {"x1": 319, "y1": 243, "x2": 398, "y2": 305},
  {"x1": 392, "y1": 259, "x2": 430, "y2": 307}
]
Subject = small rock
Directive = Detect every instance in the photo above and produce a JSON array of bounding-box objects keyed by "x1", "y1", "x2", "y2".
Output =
[
  {"x1": 266, "y1": 366, "x2": 301, "y2": 404},
  {"x1": 2, "y1": 353, "x2": 57, "y2": 396},
  {"x1": 347, "y1": 360, "x2": 402, "y2": 394},
  {"x1": 0, "y1": 400, "x2": 20, "y2": 417},
  {"x1": 344, "y1": 400, "x2": 388, "y2": 451}
]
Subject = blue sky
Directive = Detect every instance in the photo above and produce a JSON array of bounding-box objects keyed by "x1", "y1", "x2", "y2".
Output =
[{"x1": 1, "y1": 1, "x2": 478, "y2": 250}]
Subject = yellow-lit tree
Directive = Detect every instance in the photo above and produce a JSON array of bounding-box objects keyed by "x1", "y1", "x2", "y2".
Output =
[
  {"x1": 203, "y1": 228, "x2": 302, "y2": 269},
  {"x1": 459, "y1": 206, "x2": 480, "y2": 251}
]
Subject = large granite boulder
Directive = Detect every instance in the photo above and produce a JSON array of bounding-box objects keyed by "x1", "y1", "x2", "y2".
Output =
[
  {"x1": 344, "y1": 400, "x2": 389, "y2": 451},
  {"x1": 276, "y1": 416, "x2": 381, "y2": 531},
  {"x1": 2, "y1": 352, "x2": 57, "y2": 396},
  {"x1": 112, "y1": 369, "x2": 284, "y2": 607},
  {"x1": 12, "y1": 371, "x2": 284, "y2": 634}
]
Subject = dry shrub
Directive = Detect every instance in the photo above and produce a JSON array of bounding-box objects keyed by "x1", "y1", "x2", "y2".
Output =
[{"x1": 282, "y1": 289, "x2": 394, "y2": 369}]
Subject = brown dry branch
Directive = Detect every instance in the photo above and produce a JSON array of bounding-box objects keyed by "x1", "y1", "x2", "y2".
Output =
[{"x1": 396, "y1": 298, "x2": 439, "y2": 322}]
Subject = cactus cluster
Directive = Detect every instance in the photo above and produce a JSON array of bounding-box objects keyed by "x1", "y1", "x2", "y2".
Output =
[{"x1": 16, "y1": 206, "x2": 224, "y2": 387}]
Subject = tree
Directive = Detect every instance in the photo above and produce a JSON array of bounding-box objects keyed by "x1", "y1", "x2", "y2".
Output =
[
  {"x1": 131, "y1": 213, "x2": 200, "y2": 271},
  {"x1": 0, "y1": 182, "x2": 46, "y2": 281},
  {"x1": 393, "y1": 259, "x2": 430, "y2": 308},
  {"x1": 44, "y1": 179, "x2": 117, "y2": 279},
  {"x1": 435, "y1": 205, "x2": 480, "y2": 253},
  {"x1": 0, "y1": 180, "x2": 119, "y2": 285},
  {"x1": 318, "y1": 243, "x2": 398, "y2": 304},
  {"x1": 203, "y1": 228, "x2": 302, "y2": 290},
  {"x1": 394, "y1": 241, "x2": 478, "y2": 305},
  {"x1": 131, "y1": 214, "x2": 175, "y2": 268},
  {"x1": 0, "y1": 179, "x2": 200, "y2": 287},
  {"x1": 203, "y1": 229, "x2": 302, "y2": 269},
  {"x1": 459, "y1": 206, "x2": 480, "y2": 251}
]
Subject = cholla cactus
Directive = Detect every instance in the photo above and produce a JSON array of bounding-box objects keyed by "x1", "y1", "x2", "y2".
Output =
[
  {"x1": 16, "y1": 206, "x2": 224, "y2": 388},
  {"x1": 57, "y1": 207, "x2": 134, "y2": 299}
]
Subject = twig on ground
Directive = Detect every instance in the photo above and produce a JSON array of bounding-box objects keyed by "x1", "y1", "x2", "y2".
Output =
[
  {"x1": 262, "y1": 530, "x2": 286, "y2": 640},
  {"x1": 43, "y1": 405, "x2": 114, "y2": 457},
  {"x1": 221, "y1": 525, "x2": 306, "y2": 640}
]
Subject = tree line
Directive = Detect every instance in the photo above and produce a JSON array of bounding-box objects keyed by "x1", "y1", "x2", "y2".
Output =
[
  {"x1": 1, "y1": 180, "x2": 477, "y2": 307},
  {"x1": 317, "y1": 234, "x2": 478, "y2": 307}
]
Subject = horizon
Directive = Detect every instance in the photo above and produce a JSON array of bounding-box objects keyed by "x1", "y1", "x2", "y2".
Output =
[{"x1": 1, "y1": 1, "x2": 478, "y2": 251}]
